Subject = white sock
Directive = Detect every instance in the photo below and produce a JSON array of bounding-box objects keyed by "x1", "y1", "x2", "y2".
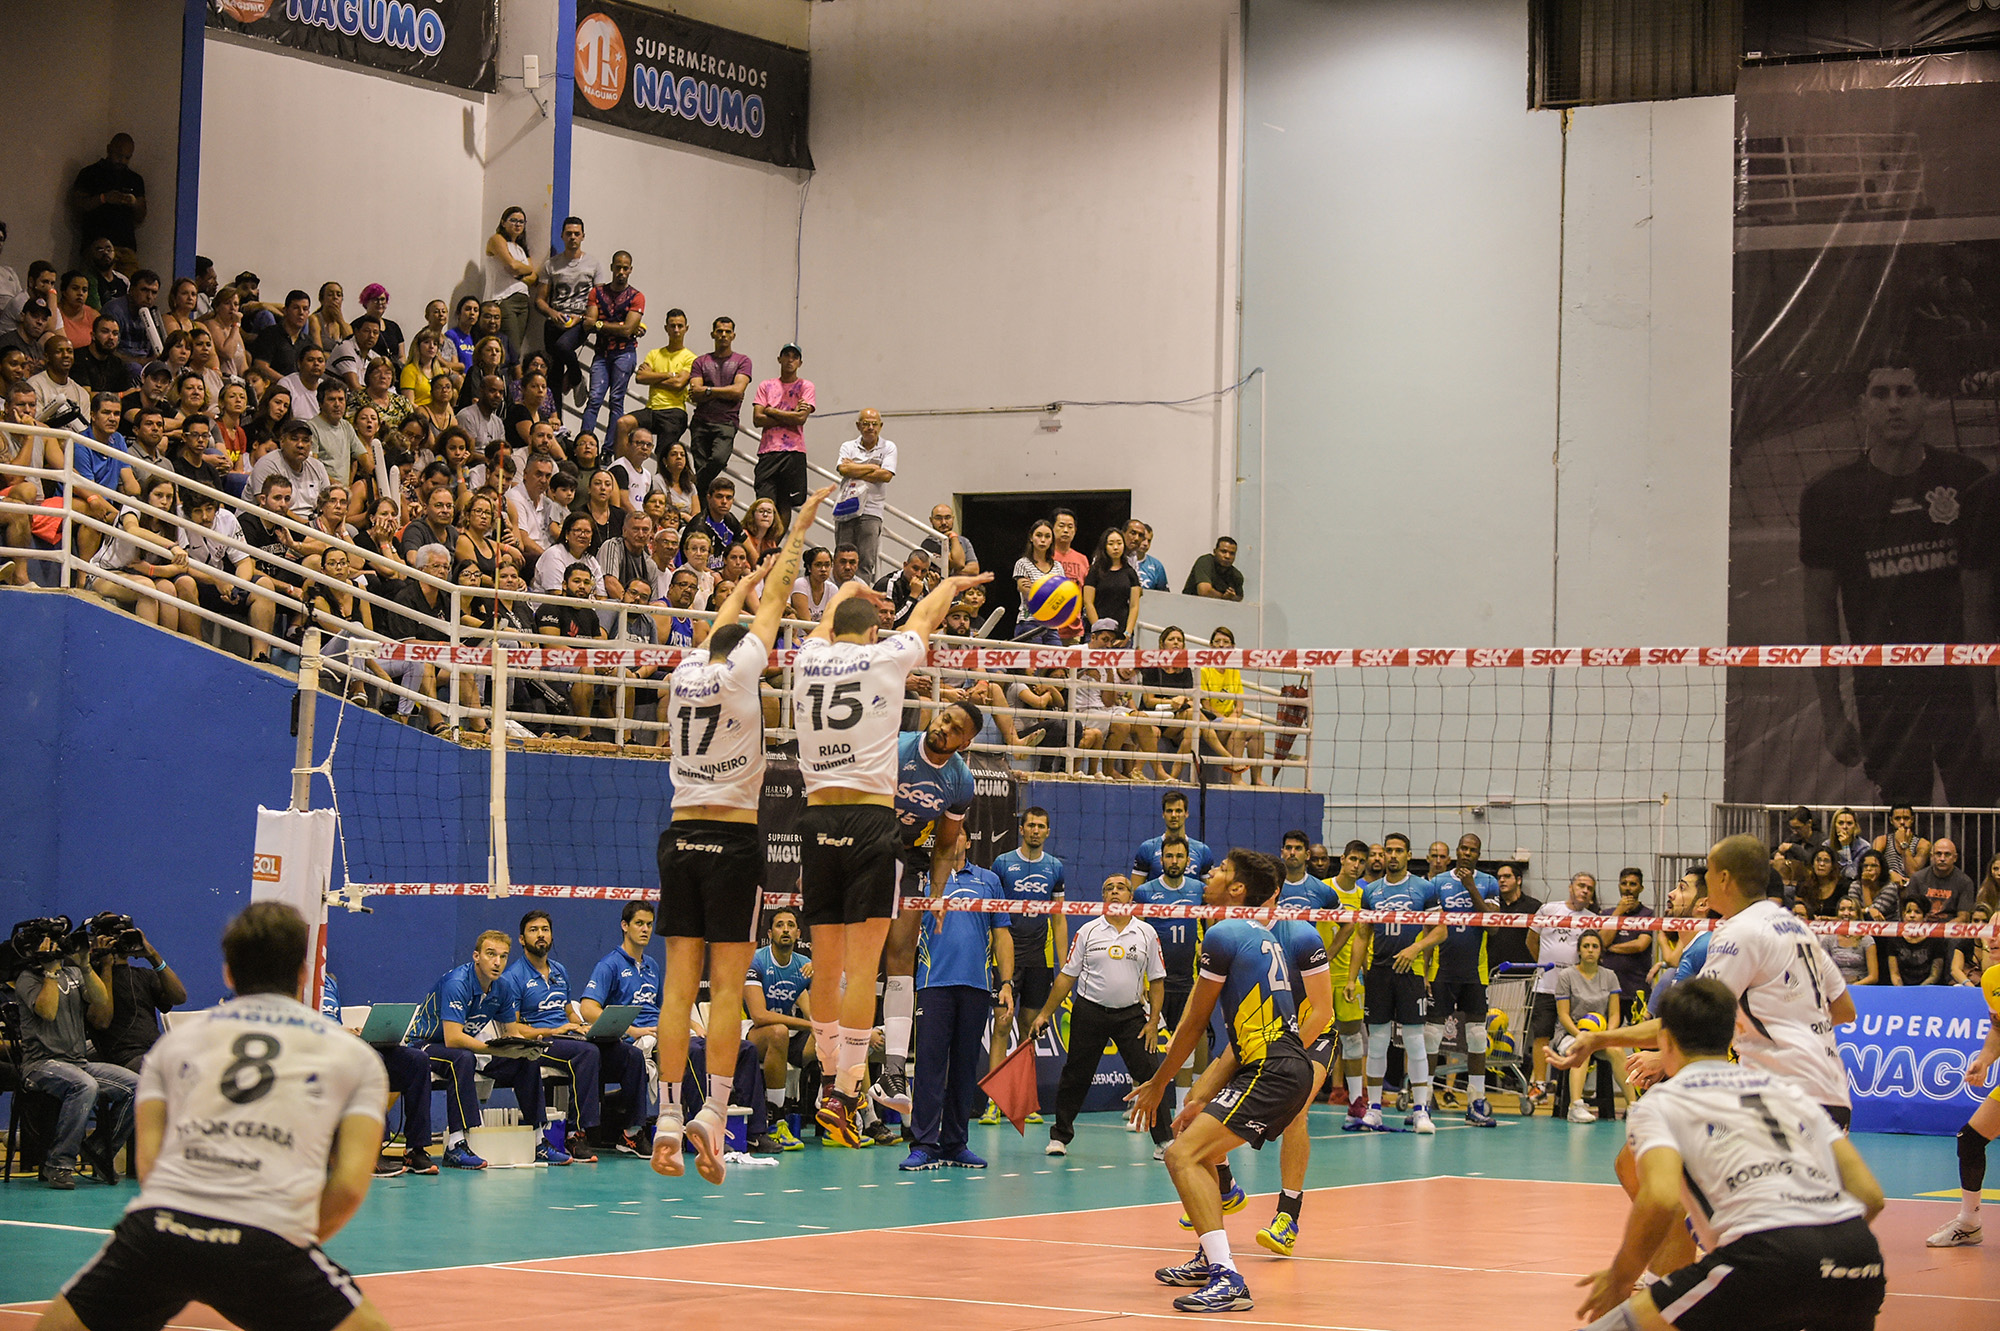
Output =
[
  {"x1": 446, "y1": 1130, "x2": 466, "y2": 1149},
  {"x1": 837, "y1": 1026, "x2": 871, "y2": 1093},
  {"x1": 1469, "y1": 1073, "x2": 1486, "y2": 1100},
  {"x1": 1174, "y1": 1084, "x2": 1188, "y2": 1115},
  {"x1": 883, "y1": 976, "x2": 914, "y2": 1072},
  {"x1": 1366, "y1": 1085, "x2": 1382, "y2": 1110},
  {"x1": 1964, "y1": 1190, "x2": 1983, "y2": 1222},
  {"x1": 813, "y1": 1019, "x2": 840, "y2": 1077},
  {"x1": 767, "y1": 1086, "x2": 786, "y2": 1110},
  {"x1": 658, "y1": 1080, "x2": 683, "y2": 1128},
  {"x1": 1403, "y1": 1034, "x2": 1431, "y2": 1106},
  {"x1": 1198, "y1": 1228, "x2": 1235, "y2": 1272},
  {"x1": 705, "y1": 1073, "x2": 732, "y2": 1115},
  {"x1": 1345, "y1": 1073, "x2": 1364, "y2": 1100}
]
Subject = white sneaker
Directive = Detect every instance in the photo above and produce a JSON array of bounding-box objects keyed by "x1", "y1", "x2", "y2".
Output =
[
  {"x1": 1045, "y1": 1139, "x2": 1066, "y2": 1156},
  {"x1": 1153, "y1": 1143, "x2": 1166, "y2": 1161},
  {"x1": 1926, "y1": 1216, "x2": 1982, "y2": 1248},
  {"x1": 1567, "y1": 1103, "x2": 1598, "y2": 1124},
  {"x1": 1410, "y1": 1107, "x2": 1435, "y2": 1135}
]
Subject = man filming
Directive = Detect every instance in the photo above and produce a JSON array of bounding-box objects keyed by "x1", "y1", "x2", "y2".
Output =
[
  {"x1": 8, "y1": 919, "x2": 135, "y2": 1188},
  {"x1": 86, "y1": 913, "x2": 186, "y2": 1072}
]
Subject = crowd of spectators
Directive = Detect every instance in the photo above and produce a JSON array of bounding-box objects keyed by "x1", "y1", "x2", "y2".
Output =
[{"x1": 2, "y1": 187, "x2": 1269, "y2": 765}]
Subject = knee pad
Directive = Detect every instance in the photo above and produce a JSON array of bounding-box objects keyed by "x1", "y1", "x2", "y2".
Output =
[
  {"x1": 1424, "y1": 1022, "x2": 1444, "y2": 1056},
  {"x1": 1465, "y1": 1025, "x2": 1489, "y2": 1055},
  {"x1": 1340, "y1": 1026, "x2": 1367, "y2": 1061},
  {"x1": 1962, "y1": 1123, "x2": 1991, "y2": 1193},
  {"x1": 1365, "y1": 1024, "x2": 1392, "y2": 1076}
]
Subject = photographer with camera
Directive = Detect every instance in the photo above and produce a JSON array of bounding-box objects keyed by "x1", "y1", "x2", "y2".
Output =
[
  {"x1": 86, "y1": 913, "x2": 185, "y2": 1072},
  {"x1": 8, "y1": 918, "x2": 135, "y2": 1189}
]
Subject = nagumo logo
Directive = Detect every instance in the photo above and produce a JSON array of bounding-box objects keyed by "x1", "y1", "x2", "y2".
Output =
[
  {"x1": 575, "y1": 11, "x2": 627, "y2": 111},
  {"x1": 629, "y1": 64, "x2": 768, "y2": 138},
  {"x1": 279, "y1": 0, "x2": 450, "y2": 57}
]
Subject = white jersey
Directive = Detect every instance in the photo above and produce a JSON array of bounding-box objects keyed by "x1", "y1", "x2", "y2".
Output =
[
  {"x1": 791, "y1": 631, "x2": 924, "y2": 797},
  {"x1": 667, "y1": 631, "x2": 769, "y2": 813},
  {"x1": 131, "y1": 993, "x2": 387, "y2": 1247},
  {"x1": 1626, "y1": 1059, "x2": 1863, "y2": 1250},
  {"x1": 1531, "y1": 901, "x2": 1588, "y2": 993},
  {"x1": 1698, "y1": 898, "x2": 1850, "y2": 1108}
]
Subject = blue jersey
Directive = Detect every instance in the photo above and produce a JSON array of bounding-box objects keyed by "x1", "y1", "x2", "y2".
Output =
[
  {"x1": 409, "y1": 961, "x2": 510, "y2": 1043},
  {"x1": 319, "y1": 970, "x2": 341, "y2": 1021},
  {"x1": 1270, "y1": 919, "x2": 1332, "y2": 1036},
  {"x1": 917, "y1": 866, "x2": 1010, "y2": 990},
  {"x1": 497, "y1": 955, "x2": 575, "y2": 1030},
  {"x1": 746, "y1": 945, "x2": 812, "y2": 1016},
  {"x1": 1432, "y1": 869, "x2": 1498, "y2": 983},
  {"x1": 1676, "y1": 931, "x2": 1712, "y2": 982},
  {"x1": 582, "y1": 947, "x2": 661, "y2": 1027},
  {"x1": 1276, "y1": 875, "x2": 1336, "y2": 911},
  {"x1": 1196, "y1": 919, "x2": 1303, "y2": 1066},
  {"x1": 1363, "y1": 873, "x2": 1440, "y2": 952},
  {"x1": 1134, "y1": 876, "x2": 1204, "y2": 986},
  {"x1": 1134, "y1": 834, "x2": 1215, "y2": 883},
  {"x1": 993, "y1": 847, "x2": 1066, "y2": 960},
  {"x1": 894, "y1": 730, "x2": 975, "y2": 852}
]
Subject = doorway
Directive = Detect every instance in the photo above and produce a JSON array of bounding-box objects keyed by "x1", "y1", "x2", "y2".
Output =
[{"x1": 958, "y1": 489, "x2": 1131, "y2": 637}]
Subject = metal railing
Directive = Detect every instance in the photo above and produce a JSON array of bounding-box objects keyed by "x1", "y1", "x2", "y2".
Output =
[
  {"x1": 0, "y1": 421, "x2": 1311, "y2": 789},
  {"x1": 1713, "y1": 802, "x2": 2000, "y2": 875}
]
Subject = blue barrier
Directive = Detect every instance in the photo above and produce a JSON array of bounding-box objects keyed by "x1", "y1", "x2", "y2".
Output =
[{"x1": 1839, "y1": 985, "x2": 1996, "y2": 1135}]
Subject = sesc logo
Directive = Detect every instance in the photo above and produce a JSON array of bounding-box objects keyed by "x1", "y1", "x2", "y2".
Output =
[{"x1": 576, "y1": 11, "x2": 628, "y2": 111}]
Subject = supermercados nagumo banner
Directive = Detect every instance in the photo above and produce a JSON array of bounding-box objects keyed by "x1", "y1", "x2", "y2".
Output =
[
  {"x1": 572, "y1": 0, "x2": 812, "y2": 170},
  {"x1": 1840, "y1": 985, "x2": 1996, "y2": 1135},
  {"x1": 208, "y1": 0, "x2": 498, "y2": 93}
]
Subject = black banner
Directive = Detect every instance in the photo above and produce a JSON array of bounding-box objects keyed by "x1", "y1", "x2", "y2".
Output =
[
  {"x1": 1747, "y1": 2, "x2": 2000, "y2": 60},
  {"x1": 572, "y1": 0, "x2": 812, "y2": 170},
  {"x1": 207, "y1": 0, "x2": 498, "y2": 92}
]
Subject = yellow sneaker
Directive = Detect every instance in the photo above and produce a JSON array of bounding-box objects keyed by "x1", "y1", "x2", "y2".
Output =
[{"x1": 977, "y1": 1101, "x2": 1002, "y2": 1126}]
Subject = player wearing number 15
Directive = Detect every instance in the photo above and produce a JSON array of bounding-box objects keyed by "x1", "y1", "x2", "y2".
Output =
[
  {"x1": 653, "y1": 485, "x2": 830, "y2": 1185},
  {"x1": 37, "y1": 903, "x2": 394, "y2": 1331},
  {"x1": 793, "y1": 549, "x2": 991, "y2": 1149}
]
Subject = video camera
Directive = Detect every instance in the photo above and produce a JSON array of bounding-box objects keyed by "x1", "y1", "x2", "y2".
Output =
[
  {"x1": 0, "y1": 916, "x2": 91, "y2": 982},
  {"x1": 83, "y1": 912, "x2": 147, "y2": 959}
]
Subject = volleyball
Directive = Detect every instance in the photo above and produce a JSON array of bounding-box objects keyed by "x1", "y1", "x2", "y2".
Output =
[
  {"x1": 1489, "y1": 1033, "x2": 1516, "y2": 1058},
  {"x1": 1486, "y1": 1008, "x2": 1509, "y2": 1041},
  {"x1": 1575, "y1": 1012, "x2": 1606, "y2": 1034},
  {"x1": 1021, "y1": 569, "x2": 1082, "y2": 628}
]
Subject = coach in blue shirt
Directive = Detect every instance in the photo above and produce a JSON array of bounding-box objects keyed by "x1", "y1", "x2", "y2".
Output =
[
  {"x1": 905, "y1": 844, "x2": 1014, "y2": 1171},
  {"x1": 581, "y1": 901, "x2": 663, "y2": 1149},
  {"x1": 407, "y1": 929, "x2": 554, "y2": 1169}
]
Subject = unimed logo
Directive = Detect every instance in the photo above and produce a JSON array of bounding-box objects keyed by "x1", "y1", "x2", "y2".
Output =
[
  {"x1": 252, "y1": 854, "x2": 282, "y2": 882},
  {"x1": 576, "y1": 11, "x2": 628, "y2": 110}
]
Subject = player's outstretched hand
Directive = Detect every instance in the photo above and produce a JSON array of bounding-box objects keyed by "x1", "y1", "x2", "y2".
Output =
[
  {"x1": 1574, "y1": 1269, "x2": 1631, "y2": 1323},
  {"x1": 1549, "y1": 1034, "x2": 1596, "y2": 1071},
  {"x1": 1124, "y1": 1077, "x2": 1165, "y2": 1133},
  {"x1": 843, "y1": 580, "x2": 893, "y2": 611},
  {"x1": 796, "y1": 485, "x2": 837, "y2": 525}
]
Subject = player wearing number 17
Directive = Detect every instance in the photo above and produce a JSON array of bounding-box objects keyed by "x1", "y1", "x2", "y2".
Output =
[
  {"x1": 1126, "y1": 849, "x2": 1316, "y2": 1314},
  {"x1": 793, "y1": 539, "x2": 992, "y2": 1149},
  {"x1": 652, "y1": 486, "x2": 831, "y2": 1185},
  {"x1": 37, "y1": 903, "x2": 394, "y2": 1331}
]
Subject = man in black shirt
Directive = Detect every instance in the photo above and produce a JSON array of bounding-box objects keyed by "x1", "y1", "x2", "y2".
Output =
[
  {"x1": 236, "y1": 474, "x2": 306, "y2": 662},
  {"x1": 537, "y1": 562, "x2": 607, "y2": 731},
  {"x1": 250, "y1": 289, "x2": 313, "y2": 382},
  {"x1": 1801, "y1": 360, "x2": 1993, "y2": 805},
  {"x1": 169, "y1": 417, "x2": 227, "y2": 495},
  {"x1": 86, "y1": 919, "x2": 186, "y2": 1072},
  {"x1": 399, "y1": 484, "x2": 460, "y2": 563},
  {"x1": 70, "y1": 134, "x2": 146, "y2": 265},
  {"x1": 71, "y1": 315, "x2": 134, "y2": 395},
  {"x1": 390, "y1": 543, "x2": 454, "y2": 731},
  {"x1": 1483, "y1": 863, "x2": 1542, "y2": 972},
  {"x1": 871, "y1": 545, "x2": 933, "y2": 627}
]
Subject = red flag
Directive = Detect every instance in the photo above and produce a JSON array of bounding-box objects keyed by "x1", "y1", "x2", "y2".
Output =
[{"x1": 978, "y1": 1039, "x2": 1039, "y2": 1135}]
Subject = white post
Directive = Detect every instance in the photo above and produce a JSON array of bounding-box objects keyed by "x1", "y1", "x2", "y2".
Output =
[
  {"x1": 292, "y1": 629, "x2": 322, "y2": 812},
  {"x1": 489, "y1": 642, "x2": 510, "y2": 898}
]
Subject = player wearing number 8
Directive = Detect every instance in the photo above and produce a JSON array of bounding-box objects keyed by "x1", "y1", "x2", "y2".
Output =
[
  {"x1": 38, "y1": 902, "x2": 394, "y2": 1331},
  {"x1": 653, "y1": 486, "x2": 831, "y2": 1185}
]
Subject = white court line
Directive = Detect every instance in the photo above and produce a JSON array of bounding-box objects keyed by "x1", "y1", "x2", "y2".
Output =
[{"x1": 0, "y1": 1220, "x2": 112, "y2": 1236}]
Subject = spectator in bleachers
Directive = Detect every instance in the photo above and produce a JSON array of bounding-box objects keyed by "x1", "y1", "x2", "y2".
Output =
[
  {"x1": 1884, "y1": 897, "x2": 1947, "y2": 985},
  {"x1": 834, "y1": 407, "x2": 896, "y2": 580},
  {"x1": 655, "y1": 564, "x2": 708, "y2": 647},
  {"x1": 88, "y1": 472, "x2": 199, "y2": 636},
  {"x1": 3, "y1": 260, "x2": 53, "y2": 336},
  {"x1": 1975, "y1": 851, "x2": 2000, "y2": 918},
  {"x1": 176, "y1": 486, "x2": 248, "y2": 622},
  {"x1": 872, "y1": 545, "x2": 933, "y2": 628},
  {"x1": 329, "y1": 315, "x2": 382, "y2": 396},
  {"x1": 72, "y1": 133, "x2": 147, "y2": 269},
  {"x1": 922, "y1": 502, "x2": 978, "y2": 577},
  {"x1": 580, "y1": 900, "x2": 663, "y2": 1153},
  {"x1": 457, "y1": 337, "x2": 510, "y2": 410},
  {"x1": 534, "y1": 512, "x2": 603, "y2": 596},
  {"x1": 69, "y1": 392, "x2": 135, "y2": 563},
  {"x1": 599, "y1": 509, "x2": 663, "y2": 604},
  {"x1": 1904, "y1": 837, "x2": 1977, "y2": 922},
  {"x1": 11, "y1": 927, "x2": 131, "y2": 1189},
  {"x1": 161, "y1": 277, "x2": 200, "y2": 340},
  {"x1": 55, "y1": 271, "x2": 97, "y2": 350},
  {"x1": 697, "y1": 475, "x2": 743, "y2": 565},
  {"x1": 401, "y1": 327, "x2": 452, "y2": 409},
  {"x1": 307, "y1": 381, "x2": 364, "y2": 489},
  {"x1": 275, "y1": 344, "x2": 330, "y2": 423},
  {"x1": 237, "y1": 474, "x2": 308, "y2": 662},
  {"x1": 1, "y1": 384, "x2": 44, "y2": 583},
  {"x1": 359, "y1": 283, "x2": 402, "y2": 366},
  {"x1": 0, "y1": 221, "x2": 17, "y2": 308},
  {"x1": 505, "y1": 451, "x2": 562, "y2": 565},
  {"x1": 1012, "y1": 518, "x2": 1060, "y2": 644},
  {"x1": 306, "y1": 281, "x2": 351, "y2": 353},
  {"x1": 712, "y1": 541, "x2": 761, "y2": 611},
  {"x1": 72, "y1": 316, "x2": 132, "y2": 395},
  {"x1": 607, "y1": 422, "x2": 657, "y2": 515},
  {"x1": 445, "y1": 295, "x2": 480, "y2": 369},
  {"x1": 300, "y1": 484, "x2": 356, "y2": 564},
  {"x1": 101, "y1": 268, "x2": 164, "y2": 366},
  {"x1": 214, "y1": 382, "x2": 250, "y2": 476},
  {"x1": 1823, "y1": 896, "x2": 1877, "y2": 985},
  {"x1": 1200, "y1": 624, "x2": 1265, "y2": 783},
  {"x1": 672, "y1": 528, "x2": 716, "y2": 604},
  {"x1": 28, "y1": 334, "x2": 89, "y2": 425},
  {"x1": 0, "y1": 296, "x2": 54, "y2": 373},
  {"x1": 1185, "y1": 535, "x2": 1244, "y2": 600},
  {"x1": 185, "y1": 327, "x2": 223, "y2": 405},
  {"x1": 348, "y1": 403, "x2": 392, "y2": 510},
  {"x1": 401, "y1": 482, "x2": 460, "y2": 564},
  {"x1": 408, "y1": 929, "x2": 558, "y2": 1170},
  {"x1": 789, "y1": 544, "x2": 836, "y2": 625},
  {"x1": 751, "y1": 342, "x2": 812, "y2": 526},
  {"x1": 454, "y1": 490, "x2": 505, "y2": 583},
  {"x1": 245, "y1": 385, "x2": 292, "y2": 457},
  {"x1": 740, "y1": 496, "x2": 785, "y2": 564},
  {"x1": 168, "y1": 417, "x2": 227, "y2": 496},
  {"x1": 1049, "y1": 508, "x2": 1087, "y2": 587},
  {"x1": 458, "y1": 371, "x2": 509, "y2": 451},
  {"x1": 1872, "y1": 803, "x2": 1930, "y2": 890},
  {"x1": 1076, "y1": 618, "x2": 1144, "y2": 778},
  {"x1": 250, "y1": 289, "x2": 312, "y2": 383},
  {"x1": 580, "y1": 250, "x2": 644, "y2": 439},
  {"x1": 485, "y1": 206, "x2": 537, "y2": 352},
  {"x1": 686, "y1": 315, "x2": 751, "y2": 494},
  {"x1": 536, "y1": 217, "x2": 603, "y2": 403},
  {"x1": 119, "y1": 405, "x2": 172, "y2": 496},
  {"x1": 654, "y1": 436, "x2": 698, "y2": 522},
  {"x1": 389, "y1": 543, "x2": 455, "y2": 730},
  {"x1": 574, "y1": 469, "x2": 621, "y2": 551},
  {"x1": 1122, "y1": 519, "x2": 1164, "y2": 589},
  {"x1": 199, "y1": 285, "x2": 248, "y2": 377},
  {"x1": 565, "y1": 431, "x2": 605, "y2": 504},
  {"x1": 245, "y1": 417, "x2": 329, "y2": 518},
  {"x1": 620, "y1": 306, "x2": 693, "y2": 458},
  {"x1": 81, "y1": 238, "x2": 126, "y2": 311},
  {"x1": 508, "y1": 368, "x2": 559, "y2": 453},
  {"x1": 231, "y1": 271, "x2": 280, "y2": 334},
  {"x1": 1795, "y1": 847, "x2": 1851, "y2": 919},
  {"x1": 1083, "y1": 526, "x2": 1141, "y2": 642}
]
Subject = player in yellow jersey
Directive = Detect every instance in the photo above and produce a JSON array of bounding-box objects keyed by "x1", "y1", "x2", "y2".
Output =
[
  {"x1": 1927, "y1": 961, "x2": 2000, "y2": 1247},
  {"x1": 1320, "y1": 840, "x2": 1375, "y2": 1131}
]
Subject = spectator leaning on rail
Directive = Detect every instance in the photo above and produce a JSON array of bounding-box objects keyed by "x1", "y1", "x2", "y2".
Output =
[{"x1": 1184, "y1": 535, "x2": 1244, "y2": 601}]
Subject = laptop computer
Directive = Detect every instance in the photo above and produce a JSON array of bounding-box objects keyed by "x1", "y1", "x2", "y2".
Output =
[
  {"x1": 355, "y1": 1003, "x2": 418, "y2": 1046},
  {"x1": 585, "y1": 1005, "x2": 641, "y2": 1040}
]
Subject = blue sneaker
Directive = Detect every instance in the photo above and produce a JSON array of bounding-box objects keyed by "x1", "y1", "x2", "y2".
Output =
[
  {"x1": 1465, "y1": 1098, "x2": 1498, "y2": 1127},
  {"x1": 1173, "y1": 1269, "x2": 1253, "y2": 1313},
  {"x1": 441, "y1": 1143, "x2": 488, "y2": 1170},
  {"x1": 1177, "y1": 1181, "x2": 1247, "y2": 1229},
  {"x1": 940, "y1": 1146, "x2": 987, "y2": 1168},
  {"x1": 899, "y1": 1147, "x2": 941, "y2": 1171},
  {"x1": 536, "y1": 1136, "x2": 572, "y2": 1166},
  {"x1": 1155, "y1": 1249, "x2": 1222, "y2": 1287},
  {"x1": 1255, "y1": 1213, "x2": 1298, "y2": 1256}
]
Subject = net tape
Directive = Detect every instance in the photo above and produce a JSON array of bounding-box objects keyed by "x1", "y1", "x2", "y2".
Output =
[
  {"x1": 349, "y1": 641, "x2": 2000, "y2": 670},
  {"x1": 337, "y1": 883, "x2": 2000, "y2": 939}
]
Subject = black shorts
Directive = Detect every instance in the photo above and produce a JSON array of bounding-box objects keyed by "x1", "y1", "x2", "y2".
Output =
[
  {"x1": 788, "y1": 1027, "x2": 812, "y2": 1066},
  {"x1": 631, "y1": 406, "x2": 688, "y2": 447},
  {"x1": 1363, "y1": 964, "x2": 1429, "y2": 1027},
  {"x1": 1528, "y1": 991, "x2": 1560, "y2": 1041},
  {"x1": 754, "y1": 449, "x2": 809, "y2": 510},
  {"x1": 1203, "y1": 1047, "x2": 1314, "y2": 1148},
  {"x1": 657, "y1": 819, "x2": 765, "y2": 943},
  {"x1": 799, "y1": 803, "x2": 901, "y2": 927},
  {"x1": 1647, "y1": 1217, "x2": 1883, "y2": 1331},
  {"x1": 1305, "y1": 1029, "x2": 1337, "y2": 1071},
  {"x1": 62, "y1": 1208, "x2": 364, "y2": 1331},
  {"x1": 1161, "y1": 979, "x2": 1194, "y2": 1035},
  {"x1": 1013, "y1": 961, "x2": 1055, "y2": 1013},
  {"x1": 1432, "y1": 978, "x2": 1486, "y2": 1019}
]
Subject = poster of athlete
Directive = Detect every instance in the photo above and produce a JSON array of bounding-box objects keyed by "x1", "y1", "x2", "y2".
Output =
[{"x1": 1728, "y1": 52, "x2": 2000, "y2": 809}]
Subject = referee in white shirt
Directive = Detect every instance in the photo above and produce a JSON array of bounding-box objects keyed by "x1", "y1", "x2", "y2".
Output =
[{"x1": 1028, "y1": 874, "x2": 1173, "y2": 1155}]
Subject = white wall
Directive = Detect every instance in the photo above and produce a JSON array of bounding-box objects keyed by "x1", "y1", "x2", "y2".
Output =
[
  {"x1": 0, "y1": 0, "x2": 181, "y2": 278},
  {"x1": 800, "y1": 0, "x2": 1241, "y2": 580},
  {"x1": 199, "y1": 35, "x2": 489, "y2": 319}
]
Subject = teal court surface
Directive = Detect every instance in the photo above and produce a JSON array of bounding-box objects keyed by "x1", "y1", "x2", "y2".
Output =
[{"x1": 3, "y1": 1111, "x2": 1996, "y2": 1330}]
